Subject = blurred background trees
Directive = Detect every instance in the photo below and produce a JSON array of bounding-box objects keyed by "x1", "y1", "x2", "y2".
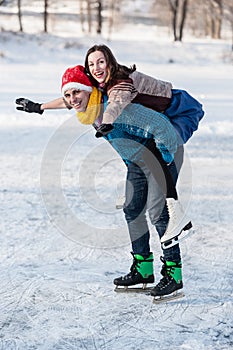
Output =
[{"x1": 0, "y1": 0, "x2": 232, "y2": 44}]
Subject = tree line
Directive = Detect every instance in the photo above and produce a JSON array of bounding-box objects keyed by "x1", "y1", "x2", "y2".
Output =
[{"x1": 1, "y1": 0, "x2": 232, "y2": 44}]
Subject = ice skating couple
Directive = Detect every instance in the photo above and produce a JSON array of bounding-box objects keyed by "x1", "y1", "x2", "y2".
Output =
[{"x1": 16, "y1": 44, "x2": 204, "y2": 300}]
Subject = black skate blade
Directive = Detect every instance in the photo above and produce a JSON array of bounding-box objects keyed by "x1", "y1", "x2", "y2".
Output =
[
  {"x1": 153, "y1": 291, "x2": 185, "y2": 304},
  {"x1": 161, "y1": 228, "x2": 195, "y2": 250},
  {"x1": 114, "y1": 285, "x2": 153, "y2": 294}
]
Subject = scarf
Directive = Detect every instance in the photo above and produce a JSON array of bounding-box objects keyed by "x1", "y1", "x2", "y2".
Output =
[{"x1": 76, "y1": 87, "x2": 102, "y2": 125}]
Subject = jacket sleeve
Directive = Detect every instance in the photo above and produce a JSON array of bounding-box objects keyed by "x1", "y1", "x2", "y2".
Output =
[
  {"x1": 131, "y1": 71, "x2": 173, "y2": 98},
  {"x1": 103, "y1": 81, "x2": 137, "y2": 124}
]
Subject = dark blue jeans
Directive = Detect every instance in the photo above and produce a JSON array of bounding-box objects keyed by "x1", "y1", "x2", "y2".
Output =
[{"x1": 123, "y1": 146, "x2": 183, "y2": 263}]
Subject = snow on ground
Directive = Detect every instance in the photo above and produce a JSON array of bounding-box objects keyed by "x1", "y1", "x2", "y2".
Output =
[{"x1": 0, "y1": 20, "x2": 233, "y2": 350}]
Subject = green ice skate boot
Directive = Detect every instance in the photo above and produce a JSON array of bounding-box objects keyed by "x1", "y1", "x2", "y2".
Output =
[
  {"x1": 151, "y1": 257, "x2": 183, "y2": 297},
  {"x1": 114, "y1": 252, "x2": 154, "y2": 290}
]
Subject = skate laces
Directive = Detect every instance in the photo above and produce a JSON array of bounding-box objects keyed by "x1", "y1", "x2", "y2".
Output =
[
  {"x1": 130, "y1": 260, "x2": 137, "y2": 272},
  {"x1": 158, "y1": 257, "x2": 175, "y2": 287},
  {"x1": 167, "y1": 199, "x2": 177, "y2": 220},
  {"x1": 130, "y1": 257, "x2": 141, "y2": 274},
  {"x1": 120, "y1": 258, "x2": 138, "y2": 280},
  {"x1": 156, "y1": 273, "x2": 173, "y2": 289}
]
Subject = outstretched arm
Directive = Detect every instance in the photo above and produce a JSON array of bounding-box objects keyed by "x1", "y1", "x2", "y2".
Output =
[
  {"x1": 15, "y1": 97, "x2": 69, "y2": 114},
  {"x1": 41, "y1": 98, "x2": 67, "y2": 110}
]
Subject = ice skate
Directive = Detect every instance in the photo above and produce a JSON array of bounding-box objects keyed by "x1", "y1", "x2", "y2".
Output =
[
  {"x1": 114, "y1": 253, "x2": 154, "y2": 293},
  {"x1": 151, "y1": 257, "x2": 184, "y2": 303},
  {"x1": 160, "y1": 198, "x2": 192, "y2": 249}
]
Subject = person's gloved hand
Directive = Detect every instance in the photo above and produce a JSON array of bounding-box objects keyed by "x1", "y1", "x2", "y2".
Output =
[
  {"x1": 15, "y1": 98, "x2": 44, "y2": 115},
  {"x1": 95, "y1": 123, "x2": 114, "y2": 138}
]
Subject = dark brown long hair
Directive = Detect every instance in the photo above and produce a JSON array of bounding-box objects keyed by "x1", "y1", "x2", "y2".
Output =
[{"x1": 84, "y1": 44, "x2": 136, "y2": 87}]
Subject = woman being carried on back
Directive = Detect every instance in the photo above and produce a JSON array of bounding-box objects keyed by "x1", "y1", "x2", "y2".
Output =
[{"x1": 85, "y1": 44, "x2": 204, "y2": 144}]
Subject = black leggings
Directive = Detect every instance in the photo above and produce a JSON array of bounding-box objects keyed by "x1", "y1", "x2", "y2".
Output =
[{"x1": 142, "y1": 140, "x2": 178, "y2": 200}]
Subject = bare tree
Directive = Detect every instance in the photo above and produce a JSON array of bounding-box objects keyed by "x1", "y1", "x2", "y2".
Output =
[
  {"x1": 44, "y1": 0, "x2": 48, "y2": 33},
  {"x1": 168, "y1": 0, "x2": 189, "y2": 41},
  {"x1": 79, "y1": 0, "x2": 85, "y2": 33},
  {"x1": 87, "y1": 0, "x2": 92, "y2": 33},
  {"x1": 223, "y1": 0, "x2": 233, "y2": 50},
  {"x1": 204, "y1": 0, "x2": 223, "y2": 38},
  {"x1": 17, "y1": 0, "x2": 23, "y2": 32},
  {"x1": 108, "y1": 0, "x2": 115, "y2": 39},
  {"x1": 78, "y1": 0, "x2": 100, "y2": 34},
  {"x1": 210, "y1": 0, "x2": 223, "y2": 38},
  {"x1": 96, "y1": 0, "x2": 102, "y2": 34}
]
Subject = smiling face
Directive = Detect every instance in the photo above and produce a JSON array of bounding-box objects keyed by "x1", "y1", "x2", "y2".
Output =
[
  {"x1": 64, "y1": 88, "x2": 90, "y2": 112},
  {"x1": 87, "y1": 51, "x2": 109, "y2": 85}
]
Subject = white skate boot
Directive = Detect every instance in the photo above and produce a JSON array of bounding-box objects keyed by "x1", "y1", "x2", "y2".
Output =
[{"x1": 160, "y1": 198, "x2": 192, "y2": 249}]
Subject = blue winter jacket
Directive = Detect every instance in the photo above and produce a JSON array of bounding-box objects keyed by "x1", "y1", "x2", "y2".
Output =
[{"x1": 166, "y1": 89, "x2": 205, "y2": 144}]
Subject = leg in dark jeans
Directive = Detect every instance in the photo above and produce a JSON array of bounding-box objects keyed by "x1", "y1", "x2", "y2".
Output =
[
  {"x1": 142, "y1": 139, "x2": 178, "y2": 200},
  {"x1": 123, "y1": 162, "x2": 150, "y2": 258},
  {"x1": 123, "y1": 146, "x2": 183, "y2": 261},
  {"x1": 155, "y1": 146, "x2": 184, "y2": 262},
  {"x1": 113, "y1": 162, "x2": 155, "y2": 287},
  {"x1": 147, "y1": 146, "x2": 184, "y2": 262}
]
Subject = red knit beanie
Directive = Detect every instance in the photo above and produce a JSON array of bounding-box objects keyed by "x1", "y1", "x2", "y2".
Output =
[{"x1": 61, "y1": 65, "x2": 92, "y2": 95}]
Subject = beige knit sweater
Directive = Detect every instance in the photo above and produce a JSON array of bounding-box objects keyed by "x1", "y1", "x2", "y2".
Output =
[{"x1": 103, "y1": 70, "x2": 173, "y2": 124}]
